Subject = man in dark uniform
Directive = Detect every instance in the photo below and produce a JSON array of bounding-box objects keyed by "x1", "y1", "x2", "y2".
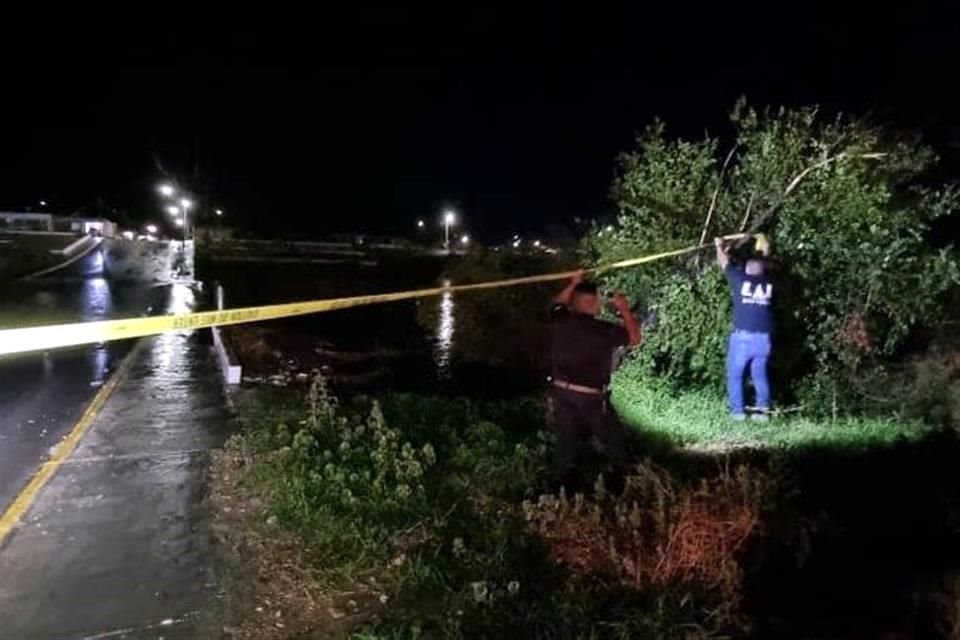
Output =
[
  {"x1": 549, "y1": 270, "x2": 641, "y2": 490},
  {"x1": 715, "y1": 237, "x2": 774, "y2": 421}
]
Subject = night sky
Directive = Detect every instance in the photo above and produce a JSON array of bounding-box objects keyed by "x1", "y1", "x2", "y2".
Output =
[{"x1": 2, "y1": 5, "x2": 959, "y2": 242}]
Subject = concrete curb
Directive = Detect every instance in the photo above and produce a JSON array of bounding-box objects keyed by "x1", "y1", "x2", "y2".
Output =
[
  {"x1": 22, "y1": 237, "x2": 103, "y2": 280},
  {"x1": 52, "y1": 235, "x2": 96, "y2": 257},
  {"x1": 211, "y1": 326, "x2": 242, "y2": 385}
]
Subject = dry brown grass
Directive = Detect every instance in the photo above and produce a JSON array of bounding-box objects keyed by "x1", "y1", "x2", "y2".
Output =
[{"x1": 523, "y1": 462, "x2": 770, "y2": 609}]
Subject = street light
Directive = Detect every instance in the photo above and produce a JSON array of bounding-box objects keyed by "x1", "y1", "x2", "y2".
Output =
[
  {"x1": 174, "y1": 218, "x2": 185, "y2": 227},
  {"x1": 39, "y1": 200, "x2": 47, "y2": 207},
  {"x1": 158, "y1": 184, "x2": 175, "y2": 197},
  {"x1": 145, "y1": 224, "x2": 158, "y2": 234},
  {"x1": 215, "y1": 209, "x2": 223, "y2": 216},
  {"x1": 179, "y1": 199, "x2": 192, "y2": 245},
  {"x1": 167, "y1": 205, "x2": 180, "y2": 216},
  {"x1": 460, "y1": 234, "x2": 470, "y2": 245},
  {"x1": 443, "y1": 209, "x2": 456, "y2": 250},
  {"x1": 417, "y1": 219, "x2": 425, "y2": 229}
]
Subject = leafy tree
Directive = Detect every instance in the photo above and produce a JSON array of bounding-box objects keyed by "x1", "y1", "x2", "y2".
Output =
[{"x1": 591, "y1": 102, "x2": 959, "y2": 412}]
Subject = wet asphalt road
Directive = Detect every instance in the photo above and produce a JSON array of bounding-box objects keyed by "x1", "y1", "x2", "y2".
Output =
[
  {"x1": 0, "y1": 276, "x2": 163, "y2": 516},
  {"x1": 0, "y1": 326, "x2": 231, "y2": 638},
  {"x1": 0, "y1": 276, "x2": 231, "y2": 637}
]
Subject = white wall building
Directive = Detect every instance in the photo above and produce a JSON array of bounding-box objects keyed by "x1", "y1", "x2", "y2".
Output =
[{"x1": 0, "y1": 212, "x2": 54, "y2": 232}]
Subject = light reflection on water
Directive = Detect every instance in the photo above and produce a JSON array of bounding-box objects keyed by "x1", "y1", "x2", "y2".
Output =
[
  {"x1": 82, "y1": 277, "x2": 112, "y2": 318},
  {"x1": 81, "y1": 278, "x2": 114, "y2": 382},
  {"x1": 152, "y1": 283, "x2": 199, "y2": 371},
  {"x1": 435, "y1": 281, "x2": 455, "y2": 379},
  {"x1": 91, "y1": 345, "x2": 110, "y2": 383},
  {"x1": 167, "y1": 283, "x2": 196, "y2": 316}
]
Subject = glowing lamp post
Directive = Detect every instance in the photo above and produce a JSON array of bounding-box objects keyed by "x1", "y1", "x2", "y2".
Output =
[
  {"x1": 179, "y1": 198, "x2": 192, "y2": 247},
  {"x1": 443, "y1": 210, "x2": 456, "y2": 251}
]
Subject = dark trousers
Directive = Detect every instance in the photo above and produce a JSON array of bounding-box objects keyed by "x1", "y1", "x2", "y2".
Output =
[{"x1": 549, "y1": 388, "x2": 630, "y2": 487}]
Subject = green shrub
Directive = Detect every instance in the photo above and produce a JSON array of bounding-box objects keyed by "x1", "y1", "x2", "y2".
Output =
[
  {"x1": 592, "y1": 102, "x2": 959, "y2": 413},
  {"x1": 795, "y1": 350, "x2": 960, "y2": 426},
  {"x1": 258, "y1": 378, "x2": 438, "y2": 573}
]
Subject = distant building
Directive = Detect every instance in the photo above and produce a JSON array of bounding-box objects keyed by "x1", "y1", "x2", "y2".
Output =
[
  {"x1": 0, "y1": 212, "x2": 54, "y2": 232},
  {"x1": 67, "y1": 217, "x2": 118, "y2": 238},
  {"x1": 0, "y1": 212, "x2": 118, "y2": 238}
]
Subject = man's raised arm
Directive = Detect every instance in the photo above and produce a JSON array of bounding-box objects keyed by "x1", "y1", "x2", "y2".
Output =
[
  {"x1": 715, "y1": 237, "x2": 730, "y2": 270},
  {"x1": 553, "y1": 269, "x2": 585, "y2": 307}
]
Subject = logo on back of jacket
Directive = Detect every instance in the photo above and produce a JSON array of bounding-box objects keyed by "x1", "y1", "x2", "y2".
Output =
[{"x1": 740, "y1": 281, "x2": 773, "y2": 306}]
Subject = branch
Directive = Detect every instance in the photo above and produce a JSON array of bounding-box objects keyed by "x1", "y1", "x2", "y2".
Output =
[
  {"x1": 734, "y1": 151, "x2": 887, "y2": 249},
  {"x1": 782, "y1": 152, "x2": 886, "y2": 197},
  {"x1": 695, "y1": 145, "x2": 738, "y2": 265},
  {"x1": 738, "y1": 191, "x2": 755, "y2": 232}
]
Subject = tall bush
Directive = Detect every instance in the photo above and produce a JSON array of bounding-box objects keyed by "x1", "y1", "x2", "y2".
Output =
[{"x1": 593, "y1": 102, "x2": 959, "y2": 410}]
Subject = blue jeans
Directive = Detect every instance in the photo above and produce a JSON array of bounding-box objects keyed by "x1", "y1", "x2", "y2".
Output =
[{"x1": 726, "y1": 331, "x2": 771, "y2": 415}]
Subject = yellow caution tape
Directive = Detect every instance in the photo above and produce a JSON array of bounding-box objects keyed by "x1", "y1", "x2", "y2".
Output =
[{"x1": 0, "y1": 236, "x2": 745, "y2": 356}]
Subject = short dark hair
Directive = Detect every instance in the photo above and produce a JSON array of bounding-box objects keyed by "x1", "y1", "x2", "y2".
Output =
[{"x1": 573, "y1": 281, "x2": 599, "y2": 296}]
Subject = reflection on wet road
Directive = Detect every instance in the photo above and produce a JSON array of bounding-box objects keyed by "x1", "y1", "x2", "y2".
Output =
[
  {"x1": 0, "y1": 279, "x2": 164, "y2": 515},
  {"x1": 0, "y1": 280, "x2": 228, "y2": 638}
]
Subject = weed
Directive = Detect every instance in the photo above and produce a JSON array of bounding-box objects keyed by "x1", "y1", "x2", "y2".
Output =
[{"x1": 524, "y1": 462, "x2": 771, "y2": 632}]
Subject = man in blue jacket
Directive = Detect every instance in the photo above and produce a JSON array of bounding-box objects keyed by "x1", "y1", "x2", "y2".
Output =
[{"x1": 715, "y1": 237, "x2": 774, "y2": 421}]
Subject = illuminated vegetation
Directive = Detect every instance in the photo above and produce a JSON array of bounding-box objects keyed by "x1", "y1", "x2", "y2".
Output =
[{"x1": 611, "y1": 362, "x2": 931, "y2": 451}]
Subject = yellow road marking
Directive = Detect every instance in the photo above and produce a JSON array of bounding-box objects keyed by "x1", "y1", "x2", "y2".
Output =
[{"x1": 0, "y1": 341, "x2": 140, "y2": 544}]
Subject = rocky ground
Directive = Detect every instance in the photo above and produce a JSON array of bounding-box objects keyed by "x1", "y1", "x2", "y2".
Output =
[{"x1": 223, "y1": 325, "x2": 409, "y2": 389}]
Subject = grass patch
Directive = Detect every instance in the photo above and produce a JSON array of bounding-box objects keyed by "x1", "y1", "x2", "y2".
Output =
[
  {"x1": 220, "y1": 378, "x2": 770, "y2": 639},
  {"x1": 218, "y1": 377, "x2": 960, "y2": 638},
  {"x1": 610, "y1": 373, "x2": 932, "y2": 451}
]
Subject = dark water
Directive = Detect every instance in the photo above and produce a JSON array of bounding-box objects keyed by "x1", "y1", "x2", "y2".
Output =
[{"x1": 201, "y1": 257, "x2": 553, "y2": 396}]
